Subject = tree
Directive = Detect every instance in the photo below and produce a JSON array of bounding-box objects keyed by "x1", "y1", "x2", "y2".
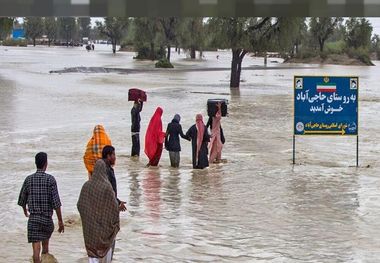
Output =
[
  {"x1": 208, "y1": 17, "x2": 273, "y2": 88},
  {"x1": 273, "y1": 18, "x2": 307, "y2": 57},
  {"x1": 345, "y1": 18, "x2": 373, "y2": 50},
  {"x1": 96, "y1": 17, "x2": 129, "y2": 54},
  {"x1": 0, "y1": 17, "x2": 13, "y2": 40},
  {"x1": 24, "y1": 17, "x2": 44, "y2": 46},
  {"x1": 310, "y1": 17, "x2": 342, "y2": 53},
  {"x1": 78, "y1": 17, "x2": 91, "y2": 39},
  {"x1": 179, "y1": 18, "x2": 205, "y2": 59},
  {"x1": 58, "y1": 17, "x2": 77, "y2": 46},
  {"x1": 44, "y1": 17, "x2": 58, "y2": 46},
  {"x1": 159, "y1": 17, "x2": 178, "y2": 62},
  {"x1": 133, "y1": 18, "x2": 163, "y2": 60}
]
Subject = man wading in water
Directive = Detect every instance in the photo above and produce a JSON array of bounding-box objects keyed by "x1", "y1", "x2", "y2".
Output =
[
  {"x1": 131, "y1": 99, "x2": 143, "y2": 157},
  {"x1": 18, "y1": 152, "x2": 64, "y2": 263},
  {"x1": 102, "y1": 145, "x2": 127, "y2": 212}
]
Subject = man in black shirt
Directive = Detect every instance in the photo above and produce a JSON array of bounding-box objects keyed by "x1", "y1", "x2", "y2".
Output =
[
  {"x1": 102, "y1": 145, "x2": 127, "y2": 212},
  {"x1": 131, "y1": 99, "x2": 143, "y2": 157}
]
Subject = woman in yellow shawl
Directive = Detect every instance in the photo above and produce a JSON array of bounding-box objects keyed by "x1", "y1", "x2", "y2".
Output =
[{"x1": 83, "y1": 125, "x2": 112, "y2": 178}]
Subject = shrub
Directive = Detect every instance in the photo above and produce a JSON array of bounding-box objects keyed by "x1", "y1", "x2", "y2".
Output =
[
  {"x1": 325, "y1": 40, "x2": 345, "y2": 55},
  {"x1": 296, "y1": 49, "x2": 316, "y2": 59},
  {"x1": 133, "y1": 46, "x2": 166, "y2": 60},
  {"x1": 2, "y1": 38, "x2": 27, "y2": 47},
  {"x1": 320, "y1": 51, "x2": 328, "y2": 60},
  {"x1": 155, "y1": 58, "x2": 174, "y2": 68},
  {"x1": 346, "y1": 47, "x2": 374, "y2": 65}
]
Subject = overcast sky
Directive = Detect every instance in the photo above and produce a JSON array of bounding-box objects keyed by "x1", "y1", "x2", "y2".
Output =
[{"x1": 368, "y1": 18, "x2": 380, "y2": 36}]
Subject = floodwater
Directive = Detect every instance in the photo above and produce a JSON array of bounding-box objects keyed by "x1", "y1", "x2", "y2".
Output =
[{"x1": 1, "y1": 44, "x2": 380, "y2": 262}]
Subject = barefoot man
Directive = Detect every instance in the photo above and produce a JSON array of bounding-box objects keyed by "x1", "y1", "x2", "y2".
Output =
[{"x1": 18, "y1": 152, "x2": 64, "y2": 263}]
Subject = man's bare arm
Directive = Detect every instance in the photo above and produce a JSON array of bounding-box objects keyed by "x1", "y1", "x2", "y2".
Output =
[{"x1": 55, "y1": 207, "x2": 64, "y2": 233}]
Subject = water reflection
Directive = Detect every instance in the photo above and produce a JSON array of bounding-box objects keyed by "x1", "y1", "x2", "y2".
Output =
[
  {"x1": 142, "y1": 169, "x2": 162, "y2": 221},
  {"x1": 128, "y1": 170, "x2": 141, "y2": 210},
  {"x1": 286, "y1": 170, "x2": 359, "y2": 261},
  {"x1": 162, "y1": 169, "x2": 182, "y2": 215}
]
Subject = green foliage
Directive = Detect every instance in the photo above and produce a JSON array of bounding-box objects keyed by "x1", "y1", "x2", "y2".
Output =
[
  {"x1": 96, "y1": 17, "x2": 128, "y2": 43},
  {"x1": 155, "y1": 58, "x2": 174, "y2": 68},
  {"x1": 178, "y1": 18, "x2": 205, "y2": 52},
  {"x1": 44, "y1": 17, "x2": 58, "y2": 44},
  {"x1": 345, "y1": 18, "x2": 372, "y2": 50},
  {"x1": 133, "y1": 46, "x2": 165, "y2": 60},
  {"x1": 133, "y1": 18, "x2": 164, "y2": 60},
  {"x1": 296, "y1": 49, "x2": 316, "y2": 59},
  {"x1": 78, "y1": 17, "x2": 91, "y2": 38},
  {"x1": 275, "y1": 18, "x2": 307, "y2": 55},
  {"x1": 58, "y1": 17, "x2": 77, "y2": 42},
  {"x1": 346, "y1": 47, "x2": 373, "y2": 65},
  {"x1": 24, "y1": 17, "x2": 44, "y2": 43},
  {"x1": 0, "y1": 17, "x2": 13, "y2": 40},
  {"x1": 2, "y1": 38, "x2": 27, "y2": 47},
  {"x1": 325, "y1": 40, "x2": 346, "y2": 54},
  {"x1": 310, "y1": 17, "x2": 343, "y2": 52},
  {"x1": 120, "y1": 22, "x2": 135, "y2": 47},
  {"x1": 207, "y1": 18, "x2": 251, "y2": 50}
]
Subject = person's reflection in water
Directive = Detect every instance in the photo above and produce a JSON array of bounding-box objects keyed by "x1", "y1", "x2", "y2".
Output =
[
  {"x1": 128, "y1": 171, "x2": 142, "y2": 212},
  {"x1": 189, "y1": 169, "x2": 223, "y2": 206},
  {"x1": 142, "y1": 169, "x2": 162, "y2": 221},
  {"x1": 162, "y1": 169, "x2": 182, "y2": 216}
]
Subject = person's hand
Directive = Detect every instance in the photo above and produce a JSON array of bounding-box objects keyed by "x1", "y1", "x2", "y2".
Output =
[
  {"x1": 138, "y1": 98, "x2": 142, "y2": 103},
  {"x1": 58, "y1": 221, "x2": 65, "y2": 233},
  {"x1": 23, "y1": 208, "x2": 29, "y2": 218},
  {"x1": 119, "y1": 201, "x2": 127, "y2": 212}
]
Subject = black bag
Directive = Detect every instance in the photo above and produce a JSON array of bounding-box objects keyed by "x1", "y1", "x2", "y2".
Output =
[{"x1": 207, "y1": 99, "x2": 228, "y2": 117}]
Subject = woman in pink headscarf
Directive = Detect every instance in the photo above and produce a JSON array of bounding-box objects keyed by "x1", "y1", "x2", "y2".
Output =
[
  {"x1": 145, "y1": 107, "x2": 166, "y2": 166},
  {"x1": 207, "y1": 103, "x2": 225, "y2": 163},
  {"x1": 185, "y1": 114, "x2": 210, "y2": 169}
]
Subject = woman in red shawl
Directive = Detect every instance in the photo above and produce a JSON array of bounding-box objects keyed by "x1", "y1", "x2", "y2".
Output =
[
  {"x1": 145, "y1": 107, "x2": 166, "y2": 166},
  {"x1": 185, "y1": 114, "x2": 210, "y2": 169}
]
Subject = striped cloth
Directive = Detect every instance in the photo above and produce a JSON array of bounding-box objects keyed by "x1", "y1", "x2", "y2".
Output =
[
  {"x1": 77, "y1": 160, "x2": 120, "y2": 258},
  {"x1": 83, "y1": 125, "x2": 112, "y2": 176},
  {"x1": 18, "y1": 170, "x2": 61, "y2": 243}
]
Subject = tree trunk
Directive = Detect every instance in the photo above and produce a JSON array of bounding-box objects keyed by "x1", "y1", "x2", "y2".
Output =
[
  {"x1": 167, "y1": 45, "x2": 171, "y2": 61},
  {"x1": 33, "y1": 38, "x2": 36, "y2": 47},
  {"x1": 230, "y1": 49, "x2": 247, "y2": 89},
  {"x1": 230, "y1": 50, "x2": 239, "y2": 88},
  {"x1": 150, "y1": 42, "x2": 155, "y2": 61},
  {"x1": 319, "y1": 39, "x2": 324, "y2": 52},
  {"x1": 112, "y1": 40, "x2": 116, "y2": 54},
  {"x1": 199, "y1": 50, "x2": 203, "y2": 59},
  {"x1": 48, "y1": 39, "x2": 51, "y2": 47},
  {"x1": 264, "y1": 51, "x2": 267, "y2": 66},
  {"x1": 190, "y1": 46, "x2": 196, "y2": 59}
]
